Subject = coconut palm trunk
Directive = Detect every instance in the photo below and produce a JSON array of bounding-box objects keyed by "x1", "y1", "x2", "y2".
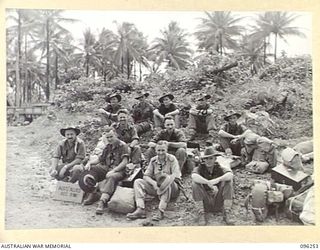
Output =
[
  {"x1": 15, "y1": 10, "x2": 22, "y2": 107},
  {"x1": 274, "y1": 33, "x2": 278, "y2": 62},
  {"x1": 55, "y1": 52, "x2": 59, "y2": 89},
  {"x1": 45, "y1": 18, "x2": 50, "y2": 101}
]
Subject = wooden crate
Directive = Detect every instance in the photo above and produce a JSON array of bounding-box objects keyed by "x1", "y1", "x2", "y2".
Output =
[
  {"x1": 271, "y1": 164, "x2": 310, "y2": 191},
  {"x1": 53, "y1": 181, "x2": 84, "y2": 203}
]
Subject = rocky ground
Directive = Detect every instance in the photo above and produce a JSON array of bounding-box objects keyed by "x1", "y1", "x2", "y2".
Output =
[
  {"x1": 6, "y1": 110, "x2": 312, "y2": 229},
  {"x1": 5, "y1": 55, "x2": 313, "y2": 229}
]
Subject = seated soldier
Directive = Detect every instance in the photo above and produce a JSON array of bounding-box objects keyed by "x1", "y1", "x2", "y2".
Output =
[
  {"x1": 132, "y1": 91, "x2": 154, "y2": 135},
  {"x1": 188, "y1": 94, "x2": 216, "y2": 142},
  {"x1": 245, "y1": 136, "x2": 277, "y2": 174},
  {"x1": 79, "y1": 126, "x2": 129, "y2": 215},
  {"x1": 145, "y1": 116, "x2": 187, "y2": 172},
  {"x1": 241, "y1": 131, "x2": 260, "y2": 166},
  {"x1": 126, "y1": 140, "x2": 181, "y2": 221},
  {"x1": 192, "y1": 146, "x2": 235, "y2": 225},
  {"x1": 218, "y1": 110, "x2": 248, "y2": 156},
  {"x1": 153, "y1": 93, "x2": 180, "y2": 129},
  {"x1": 112, "y1": 109, "x2": 142, "y2": 165},
  {"x1": 49, "y1": 126, "x2": 86, "y2": 183},
  {"x1": 98, "y1": 93, "x2": 123, "y2": 125}
]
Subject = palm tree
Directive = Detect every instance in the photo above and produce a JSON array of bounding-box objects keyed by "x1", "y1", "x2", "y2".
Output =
[
  {"x1": 113, "y1": 22, "x2": 148, "y2": 79},
  {"x1": 195, "y1": 11, "x2": 244, "y2": 55},
  {"x1": 81, "y1": 28, "x2": 99, "y2": 77},
  {"x1": 238, "y1": 35, "x2": 269, "y2": 75},
  {"x1": 149, "y1": 21, "x2": 192, "y2": 70},
  {"x1": 33, "y1": 10, "x2": 77, "y2": 101},
  {"x1": 95, "y1": 28, "x2": 118, "y2": 81},
  {"x1": 268, "y1": 12, "x2": 306, "y2": 61},
  {"x1": 251, "y1": 12, "x2": 306, "y2": 62},
  {"x1": 249, "y1": 12, "x2": 273, "y2": 65}
]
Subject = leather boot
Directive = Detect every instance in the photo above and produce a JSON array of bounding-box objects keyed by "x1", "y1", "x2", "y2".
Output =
[
  {"x1": 194, "y1": 201, "x2": 208, "y2": 226},
  {"x1": 96, "y1": 200, "x2": 108, "y2": 215},
  {"x1": 82, "y1": 192, "x2": 101, "y2": 205},
  {"x1": 223, "y1": 209, "x2": 235, "y2": 225},
  {"x1": 196, "y1": 210, "x2": 209, "y2": 226},
  {"x1": 126, "y1": 207, "x2": 147, "y2": 220}
]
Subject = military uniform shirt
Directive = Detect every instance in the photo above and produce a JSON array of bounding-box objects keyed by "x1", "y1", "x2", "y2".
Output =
[
  {"x1": 144, "y1": 153, "x2": 182, "y2": 180},
  {"x1": 104, "y1": 103, "x2": 123, "y2": 114},
  {"x1": 53, "y1": 138, "x2": 86, "y2": 163},
  {"x1": 220, "y1": 123, "x2": 247, "y2": 135},
  {"x1": 132, "y1": 101, "x2": 154, "y2": 123},
  {"x1": 193, "y1": 162, "x2": 231, "y2": 190},
  {"x1": 112, "y1": 123, "x2": 139, "y2": 144},
  {"x1": 99, "y1": 139, "x2": 129, "y2": 171},
  {"x1": 158, "y1": 103, "x2": 178, "y2": 116},
  {"x1": 151, "y1": 128, "x2": 186, "y2": 143}
]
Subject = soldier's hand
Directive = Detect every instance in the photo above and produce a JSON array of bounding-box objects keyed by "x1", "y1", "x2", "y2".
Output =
[
  {"x1": 106, "y1": 170, "x2": 115, "y2": 178},
  {"x1": 225, "y1": 148, "x2": 232, "y2": 156},
  {"x1": 208, "y1": 178, "x2": 220, "y2": 186},
  {"x1": 84, "y1": 163, "x2": 91, "y2": 171},
  {"x1": 49, "y1": 168, "x2": 58, "y2": 178},
  {"x1": 59, "y1": 166, "x2": 67, "y2": 178}
]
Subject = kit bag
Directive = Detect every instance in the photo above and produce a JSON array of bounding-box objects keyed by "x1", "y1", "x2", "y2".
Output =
[
  {"x1": 108, "y1": 186, "x2": 136, "y2": 214},
  {"x1": 245, "y1": 180, "x2": 288, "y2": 222}
]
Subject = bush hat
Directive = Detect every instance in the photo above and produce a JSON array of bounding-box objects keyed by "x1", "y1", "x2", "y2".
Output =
[
  {"x1": 78, "y1": 171, "x2": 97, "y2": 193},
  {"x1": 106, "y1": 93, "x2": 122, "y2": 103},
  {"x1": 60, "y1": 126, "x2": 80, "y2": 137},
  {"x1": 224, "y1": 110, "x2": 241, "y2": 121},
  {"x1": 159, "y1": 93, "x2": 174, "y2": 103},
  {"x1": 197, "y1": 94, "x2": 211, "y2": 102},
  {"x1": 243, "y1": 132, "x2": 260, "y2": 145},
  {"x1": 156, "y1": 173, "x2": 176, "y2": 196},
  {"x1": 135, "y1": 91, "x2": 149, "y2": 100},
  {"x1": 281, "y1": 147, "x2": 303, "y2": 171},
  {"x1": 201, "y1": 146, "x2": 222, "y2": 158}
]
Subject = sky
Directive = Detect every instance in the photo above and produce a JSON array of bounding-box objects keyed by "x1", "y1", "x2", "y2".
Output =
[{"x1": 61, "y1": 10, "x2": 312, "y2": 57}]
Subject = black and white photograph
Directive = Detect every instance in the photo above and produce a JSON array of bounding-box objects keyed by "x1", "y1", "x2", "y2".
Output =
[{"x1": 5, "y1": 8, "x2": 315, "y2": 231}]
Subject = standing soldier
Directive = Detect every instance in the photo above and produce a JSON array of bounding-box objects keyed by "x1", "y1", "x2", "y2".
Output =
[
  {"x1": 49, "y1": 126, "x2": 86, "y2": 183},
  {"x1": 192, "y1": 146, "x2": 235, "y2": 225},
  {"x1": 98, "y1": 93, "x2": 123, "y2": 125},
  {"x1": 153, "y1": 94, "x2": 180, "y2": 129},
  {"x1": 127, "y1": 141, "x2": 181, "y2": 221},
  {"x1": 132, "y1": 91, "x2": 154, "y2": 135}
]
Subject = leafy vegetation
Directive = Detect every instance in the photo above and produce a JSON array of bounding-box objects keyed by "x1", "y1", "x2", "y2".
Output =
[{"x1": 6, "y1": 10, "x2": 307, "y2": 107}]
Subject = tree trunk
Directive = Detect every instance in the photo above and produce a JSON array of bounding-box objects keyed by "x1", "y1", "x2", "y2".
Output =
[
  {"x1": 23, "y1": 34, "x2": 28, "y2": 104},
  {"x1": 133, "y1": 60, "x2": 136, "y2": 80},
  {"x1": 274, "y1": 33, "x2": 278, "y2": 62},
  {"x1": 211, "y1": 61, "x2": 238, "y2": 74},
  {"x1": 45, "y1": 18, "x2": 50, "y2": 101},
  {"x1": 263, "y1": 37, "x2": 266, "y2": 65},
  {"x1": 55, "y1": 52, "x2": 59, "y2": 89},
  {"x1": 121, "y1": 56, "x2": 124, "y2": 74},
  {"x1": 127, "y1": 49, "x2": 130, "y2": 79},
  {"x1": 15, "y1": 10, "x2": 22, "y2": 107},
  {"x1": 86, "y1": 54, "x2": 89, "y2": 77},
  {"x1": 27, "y1": 71, "x2": 31, "y2": 103},
  {"x1": 139, "y1": 62, "x2": 142, "y2": 82},
  {"x1": 219, "y1": 34, "x2": 223, "y2": 55}
]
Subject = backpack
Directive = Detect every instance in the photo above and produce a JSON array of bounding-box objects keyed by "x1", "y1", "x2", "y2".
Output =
[{"x1": 245, "y1": 180, "x2": 292, "y2": 222}]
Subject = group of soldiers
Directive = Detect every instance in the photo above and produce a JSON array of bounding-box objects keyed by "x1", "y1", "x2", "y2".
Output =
[{"x1": 49, "y1": 91, "x2": 279, "y2": 226}]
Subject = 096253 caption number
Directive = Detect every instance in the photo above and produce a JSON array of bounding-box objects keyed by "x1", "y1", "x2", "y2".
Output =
[{"x1": 300, "y1": 244, "x2": 319, "y2": 248}]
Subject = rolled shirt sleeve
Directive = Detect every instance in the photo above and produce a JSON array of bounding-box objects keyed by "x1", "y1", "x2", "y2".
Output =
[
  {"x1": 52, "y1": 143, "x2": 62, "y2": 159},
  {"x1": 75, "y1": 140, "x2": 86, "y2": 160}
]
